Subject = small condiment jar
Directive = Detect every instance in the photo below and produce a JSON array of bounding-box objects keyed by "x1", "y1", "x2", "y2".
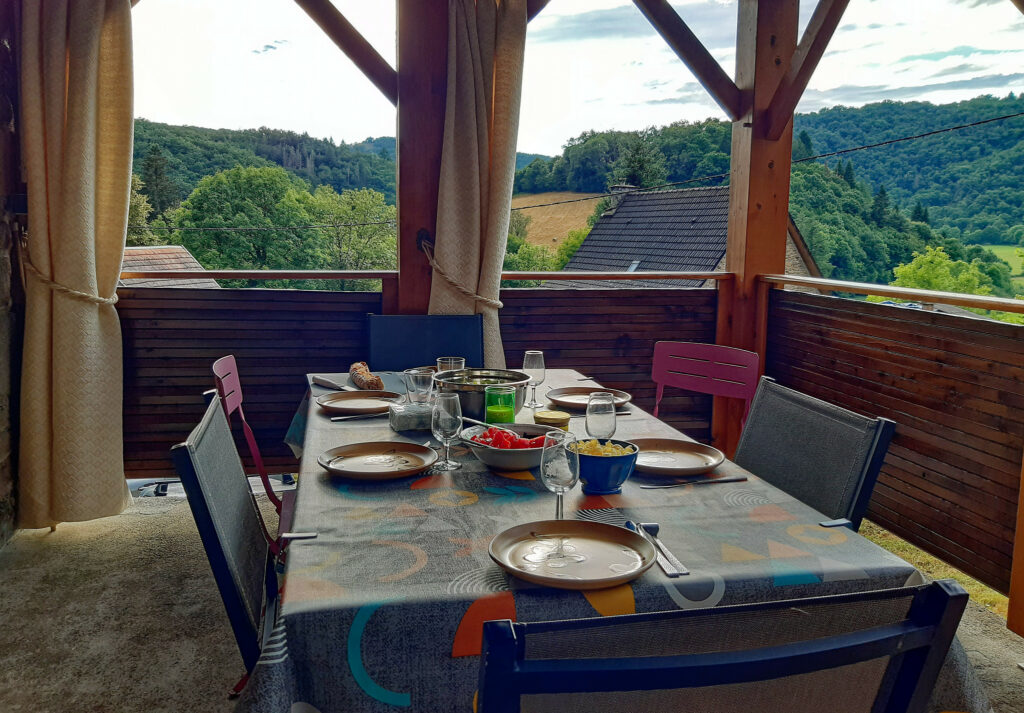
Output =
[{"x1": 534, "y1": 410, "x2": 571, "y2": 431}]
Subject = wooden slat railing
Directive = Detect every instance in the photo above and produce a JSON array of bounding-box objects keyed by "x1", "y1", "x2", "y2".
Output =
[
  {"x1": 764, "y1": 288, "x2": 1024, "y2": 594},
  {"x1": 118, "y1": 286, "x2": 718, "y2": 479}
]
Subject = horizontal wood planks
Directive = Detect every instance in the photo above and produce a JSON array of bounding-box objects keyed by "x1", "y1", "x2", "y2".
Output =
[
  {"x1": 119, "y1": 287, "x2": 718, "y2": 479},
  {"x1": 119, "y1": 288, "x2": 383, "y2": 478},
  {"x1": 765, "y1": 289, "x2": 1024, "y2": 593},
  {"x1": 500, "y1": 289, "x2": 717, "y2": 440}
]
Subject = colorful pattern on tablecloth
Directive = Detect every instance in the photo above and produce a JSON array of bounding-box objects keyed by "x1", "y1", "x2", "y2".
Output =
[{"x1": 235, "y1": 372, "x2": 991, "y2": 713}]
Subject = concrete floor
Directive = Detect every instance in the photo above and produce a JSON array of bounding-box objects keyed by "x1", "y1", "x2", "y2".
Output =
[{"x1": 0, "y1": 497, "x2": 1021, "y2": 713}]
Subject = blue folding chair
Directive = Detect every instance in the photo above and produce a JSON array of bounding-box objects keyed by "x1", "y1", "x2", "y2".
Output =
[
  {"x1": 478, "y1": 580, "x2": 966, "y2": 713},
  {"x1": 171, "y1": 396, "x2": 311, "y2": 695},
  {"x1": 366, "y1": 313, "x2": 485, "y2": 371},
  {"x1": 734, "y1": 376, "x2": 896, "y2": 531}
]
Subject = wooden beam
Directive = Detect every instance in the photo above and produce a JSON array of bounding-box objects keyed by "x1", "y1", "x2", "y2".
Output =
[
  {"x1": 1010, "y1": 461, "x2": 1024, "y2": 635},
  {"x1": 764, "y1": 0, "x2": 850, "y2": 140},
  {"x1": 633, "y1": 0, "x2": 744, "y2": 121},
  {"x1": 1011, "y1": 0, "x2": 1024, "y2": 17},
  {"x1": 714, "y1": 0, "x2": 798, "y2": 455},
  {"x1": 293, "y1": 0, "x2": 398, "y2": 106},
  {"x1": 527, "y1": 0, "x2": 550, "y2": 22},
  {"x1": 395, "y1": 0, "x2": 447, "y2": 314}
]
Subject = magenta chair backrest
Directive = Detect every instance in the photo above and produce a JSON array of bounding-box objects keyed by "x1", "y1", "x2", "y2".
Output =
[
  {"x1": 212, "y1": 355, "x2": 282, "y2": 515},
  {"x1": 651, "y1": 342, "x2": 761, "y2": 420}
]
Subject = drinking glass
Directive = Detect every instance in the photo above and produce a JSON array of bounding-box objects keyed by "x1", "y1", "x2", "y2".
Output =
[
  {"x1": 403, "y1": 368, "x2": 434, "y2": 404},
  {"x1": 540, "y1": 430, "x2": 579, "y2": 521},
  {"x1": 437, "y1": 356, "x2": 465, "y2": 373},
  {"x1": 431, "y1": 393, "x2": 463, "y2": 471},
  {"x1": 585, "y1": 392, "x2": 617, "y2": 440},
  {"x1": 522, "y1": 350, "x2": 545, "y2": 408}
]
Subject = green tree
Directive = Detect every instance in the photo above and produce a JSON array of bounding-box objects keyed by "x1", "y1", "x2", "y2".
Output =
[
  {"x1": 556, "y1": 226, "x2": 590, "y2": 269},
  {"x1": 889, "y1": 246, "x2": 993, "y2": 295},
  {"x1": 126, "y1": 174, "x2": 164, "y2": 246},
  {"x1": 792, "y1": 130, "x2": 814, "y2": 161},
  {"x1": 910, "y1": 201, "x2": 930, "y2": 224},
  {"x1": 611, "y1": 128, "x2": 667, "y2": 188},
  {"x1": 841, "y1": 161, "x2": 856, "y2": 188},
  {"x1": 140, "y1": 145, "x2": 182, "y2": 215},
  {"x1": 174, "y1": 166, "x2": 332, "y2": 288},
  {"x1": 870, "y1": 185, "x2": 890, "y2": 226}
]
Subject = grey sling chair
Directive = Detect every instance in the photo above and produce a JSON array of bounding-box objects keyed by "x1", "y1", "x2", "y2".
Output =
[
  {"x1": 171, "y1": 395, "x2": 314, "y2": 697},
  {"x1": 733, "y1": 376, "x2": 896, "y2": 531}
]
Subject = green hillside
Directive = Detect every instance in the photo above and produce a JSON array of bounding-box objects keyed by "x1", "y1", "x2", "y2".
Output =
[{"x1": 134, "y1": 120, "x2": 550, "y2": 207}]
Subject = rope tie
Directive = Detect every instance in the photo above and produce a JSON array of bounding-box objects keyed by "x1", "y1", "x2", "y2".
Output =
[
  {"x1": 22, "y1": 254, "x2": 118, "y2": 305},
  {"x1": 420, "y1": 239, "x2": 503, "y2": 310}
]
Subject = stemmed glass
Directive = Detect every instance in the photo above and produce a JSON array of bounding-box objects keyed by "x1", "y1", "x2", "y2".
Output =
[
  {"x1": 585, "y1": 392, "x2": 617, "y2": 440},
  {"x1": 431, "y1": 393, "x2": 462, "y2": 471},
  {"x1": 522, "y1": 350, "x2": 545, "y2": 408},
  {"x1": 540, "y1": 430, "x2": 579, "y2": 520}
]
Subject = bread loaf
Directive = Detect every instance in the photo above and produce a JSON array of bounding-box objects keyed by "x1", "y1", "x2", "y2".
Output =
[{"x1": 349, "y1": 361, "x2": 385, "y2": 390}]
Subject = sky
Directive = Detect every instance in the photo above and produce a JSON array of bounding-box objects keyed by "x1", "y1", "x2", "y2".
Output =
[{"x1": 132, "y1": 0, "x2": 1024, "y2": 156}]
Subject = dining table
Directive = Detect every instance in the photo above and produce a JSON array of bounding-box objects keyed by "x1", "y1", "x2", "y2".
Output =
[{"x1": 238, "y1": 369, "x2": 991, "y2": 713}]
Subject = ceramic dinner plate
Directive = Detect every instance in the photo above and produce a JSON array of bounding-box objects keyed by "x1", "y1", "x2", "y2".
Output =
[
  {"x1": 316, "y1": 390, "x2": 401, "y2": 415},
  {"x1": 489, "y1": 520, "x2": 656, "y2": 590},
  {"x1": 317, "y1": 441, "x2": 438, "y2": 480},
  {"x1": 631, "y1": 438, "x2": 725, "y2": 477},
  {"x1": 546, "y1": 386, "x2": 632, "y2": 410}
]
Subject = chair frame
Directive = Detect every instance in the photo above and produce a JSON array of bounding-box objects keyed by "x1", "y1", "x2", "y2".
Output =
[
  {"x1": 171, "y1": 397, "x2": 280, "y2": 676},
  {"x1": 478, "y1": 581, "x2": 967, "y2": 713},
  {"x1": 737, "y1": 376, "x2": 896, "y2": 530},
  {"x1": 651, "y1": 341, "x2": 760, "y2": 422}
]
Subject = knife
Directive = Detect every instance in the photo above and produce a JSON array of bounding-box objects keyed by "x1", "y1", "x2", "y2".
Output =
[
  {"x1": 639, "y1": 475, "x2": 748, "y2": 489},
  {"x1": 329, "y1": 413, "x2": 388, "y2": 422},
  {"x1": 313, "y1": 375, "x2": 353, "y2": 391}
]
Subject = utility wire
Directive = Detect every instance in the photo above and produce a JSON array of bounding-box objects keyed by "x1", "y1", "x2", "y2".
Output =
[
  {"x1": 125, "y1": 109, "x2": 1024, "y2": 230},
  {"x1": 128, "y1": 219, "x2": 396, "y2": 232}
]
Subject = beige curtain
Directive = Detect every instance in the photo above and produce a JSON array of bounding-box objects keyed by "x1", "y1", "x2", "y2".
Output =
[
  {"x1": 18, "y1": 0, "x2": 133, "y2": 528},
  {"x1": 428, "y1": 0, "x2": 527, "y2": 368}
]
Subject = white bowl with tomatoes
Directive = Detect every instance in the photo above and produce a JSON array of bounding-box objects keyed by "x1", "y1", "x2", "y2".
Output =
[{"x1": 461, "y1": 423, "x2": 554, "y2": 471}]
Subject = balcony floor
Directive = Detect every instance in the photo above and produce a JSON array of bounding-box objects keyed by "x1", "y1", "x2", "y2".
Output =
[{"x1": 0, "y1": 497, "x2": 1022, "y2": 712}]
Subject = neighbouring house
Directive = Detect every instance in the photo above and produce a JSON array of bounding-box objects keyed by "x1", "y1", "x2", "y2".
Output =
[
  {"x1": 118, "y1": 245, "x2": 220, "y2": 289},
  {"x1": 558, "y1": 185, "x2": 820, "y2": 288}
]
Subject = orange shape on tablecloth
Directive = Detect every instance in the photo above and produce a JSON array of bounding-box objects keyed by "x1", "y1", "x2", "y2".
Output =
[
  {"x1": 494, "y1": 470, "x2": 535, "y2": 481},
  {"x1": 749, "y1": 504, "x2": 797, "y2": 522},
  {"x1": 390, "y1": 503, "x2": 428, "y2": 518},
  {"x1": 583, "y1": 583, "x2": 636, "y2": 616},
  {"x1": 451, "y1": 592, "x2": 516, "y2": 658},
  {"x1": 578, "y1": 494, "x2": 615, "y2": 510},
  {"x1": 449, "y1": 537, "x2": 493, "y2": 557},
  {"x1": 721, "y1": 543, "x2": 765, "y2": 562},
  {"x1": 372, "y1": 540, "x2": 428, "y2": 582},
  {"x1": 429, "y1": 489, "x2": 479, "y2": 507},
  {"x1": 411, "y1": 473, "x2": 453, "y2": 490},
  {"x1": 767, "y1": 539, "x2": 813, "y2": 559},
  {"x1": 282, "y1": 575, "x2": 348, "y2": 603}
]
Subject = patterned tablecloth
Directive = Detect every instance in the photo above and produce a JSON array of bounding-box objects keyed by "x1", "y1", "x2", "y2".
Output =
[{"x1": 238, "y1": 371, "x2": 990, "y2": 713}]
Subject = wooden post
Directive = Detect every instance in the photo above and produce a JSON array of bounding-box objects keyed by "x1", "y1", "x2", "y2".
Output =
[
  {"x1": 1010, "y1": 462, "x2": 1024, "y2": 634},
  {"x1": 395, "y1": 1, "x2": 447, "y2": 314},
  {"x1": 713, "y1": 0, "x2": 798, "y2": 455}
]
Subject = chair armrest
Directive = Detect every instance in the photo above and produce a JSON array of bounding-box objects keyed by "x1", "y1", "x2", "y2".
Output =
[
  {"x1": 819, "y1": 518, "x2": 853, "y2": 529},
  {"x1": 279, "y1": 532, "x2": 318, "y2": 541}
]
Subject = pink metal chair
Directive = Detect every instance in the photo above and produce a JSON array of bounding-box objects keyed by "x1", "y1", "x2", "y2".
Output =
[
  {"x1": 651, "y1": 342, "x2": 760, "y2": 426},
  {"x1": 212, "y1": 355, "x2": 295, "y2": 546}
]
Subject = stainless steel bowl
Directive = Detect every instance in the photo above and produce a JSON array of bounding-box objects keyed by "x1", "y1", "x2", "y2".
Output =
[{"x1": 434, "y1": 368, "x2": 531, "y2": 421}]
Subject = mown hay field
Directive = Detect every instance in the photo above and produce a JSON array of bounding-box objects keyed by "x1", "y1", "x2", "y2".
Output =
[{"x1": 511, "y1": 192, "x2": 602, "y2": 248}]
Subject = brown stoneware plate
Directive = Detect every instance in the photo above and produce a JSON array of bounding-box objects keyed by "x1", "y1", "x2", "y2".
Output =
[
  {"x1": 546, "y1": 386, "x2": 631, "y2": 411},
  {"x1": 316, "y1": 390, "x2": 401, "y2": 415},
  {"x1": 631, "y1": 438, "x2": 725, "y2": 477},
  {"x1": 489, "y1": 520, "x2": 656, "y2": 590},
  {"x1": 317, "y1": 442, "x2": 437, "y2": 480}
]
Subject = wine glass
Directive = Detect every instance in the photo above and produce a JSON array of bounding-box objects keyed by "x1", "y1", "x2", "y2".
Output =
[
  {"x1": 436, "y1": 356, "x2": 465, "y2": 373},
  {"x1": 585, "y1": 392, "x2": 617, "y2": 441},
  {"x1": 540, "y1": 430, "x2": 579, "y2": 521},
  {"x1": 522, "y1": 350, "x2": 545, "y2": 408},
  {"x1": 431, "y1": 393, "x2": 462, "y2": 471}
]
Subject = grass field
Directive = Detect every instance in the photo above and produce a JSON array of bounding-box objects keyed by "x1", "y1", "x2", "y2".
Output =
[
  {"x1": 979, "y1": 243, "x2": 1024, "y2": 274},
  {"x1": 511, "y1": 191, "x2": 602, "y2": 249}
]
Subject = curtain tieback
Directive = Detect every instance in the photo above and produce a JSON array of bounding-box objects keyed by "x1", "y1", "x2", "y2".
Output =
[
  {"x1": 420, "y1": 238, "x2": 503, "y2": 310},
  {"x1": 22, "y1": 254, "x2": 118, "y2": 306}
]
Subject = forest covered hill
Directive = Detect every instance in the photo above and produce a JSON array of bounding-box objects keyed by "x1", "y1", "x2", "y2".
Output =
[{"x1": 133, "y1": 120, "x2": 549, "y2": 207}]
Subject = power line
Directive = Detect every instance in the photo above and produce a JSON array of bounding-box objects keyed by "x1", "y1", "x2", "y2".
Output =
[
  {"x1": 124, "y1": 109, "x2": 1024, "y2": 229},
  {"x1": 127, "y1": 219, "x2": 396, "y2": 232}
]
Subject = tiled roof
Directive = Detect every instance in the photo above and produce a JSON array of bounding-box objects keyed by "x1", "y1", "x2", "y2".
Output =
[
  {"x1": 561, "y1": 185, "x2": 730, "y2": 289},
  {"x1": 119, "y1": 246, "x2": 220, "y2": 289}
]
